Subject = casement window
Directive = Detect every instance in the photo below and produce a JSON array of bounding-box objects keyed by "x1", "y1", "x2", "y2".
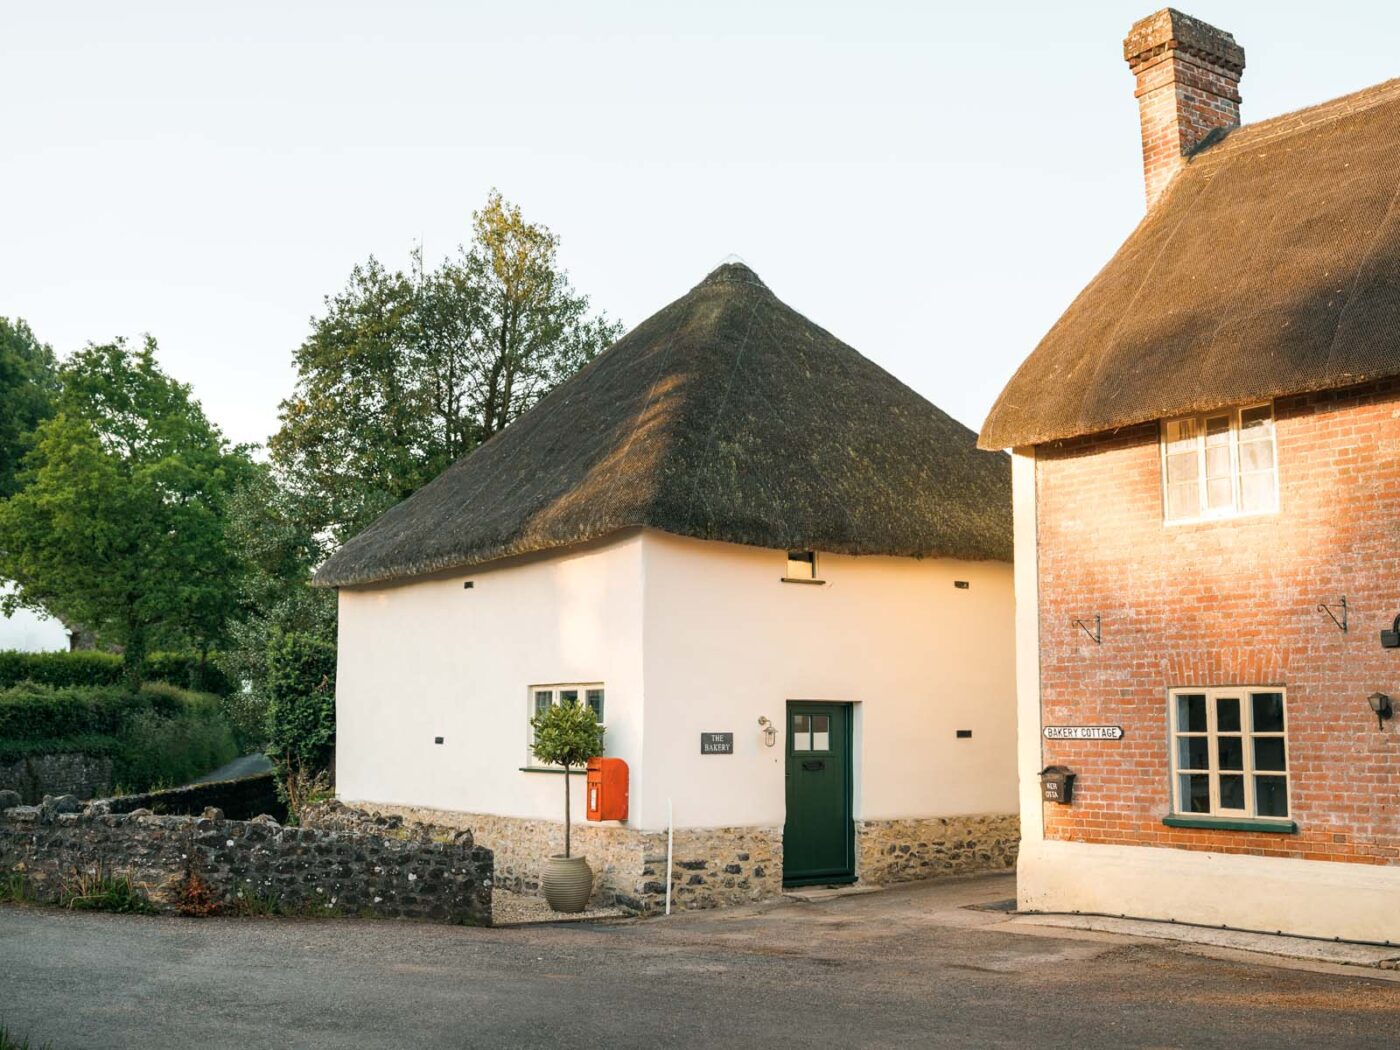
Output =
[
  {"x1": 1169, "y1": 687, "x2": 1289, "y2": 819},
  {"x1": 1160, "y1": 403, "x2": 1277, "y2": 523},
  {"x1": 528, "y1": 684, "x2": 605, "y2": 766}
]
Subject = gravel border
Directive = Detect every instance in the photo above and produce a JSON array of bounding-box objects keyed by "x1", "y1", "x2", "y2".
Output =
[{"x1": 491, "y1": 889, "x2": 634, "y2": 926}]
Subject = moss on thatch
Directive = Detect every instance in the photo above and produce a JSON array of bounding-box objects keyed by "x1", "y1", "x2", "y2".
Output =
[
  {"x1": 981, "y1": 78, "x2": 1400, "y2": 450},
  {"x1": 315, "y1": 263, "x2": 1010, "y2": 588}
]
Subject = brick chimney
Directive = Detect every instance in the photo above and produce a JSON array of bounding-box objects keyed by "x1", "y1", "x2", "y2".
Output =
[{"x1": 1124, "y1": 8, "x2": 1245, "y2": 208}]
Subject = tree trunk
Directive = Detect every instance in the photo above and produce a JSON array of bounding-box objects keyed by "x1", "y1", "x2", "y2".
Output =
[{"x1": 563, "y1": 763, "x2": 571, "y2": 858}]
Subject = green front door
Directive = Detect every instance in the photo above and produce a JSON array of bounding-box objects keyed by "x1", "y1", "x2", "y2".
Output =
[{"x1": 783, "y1": 701, "x2": 854, "y2": 886}]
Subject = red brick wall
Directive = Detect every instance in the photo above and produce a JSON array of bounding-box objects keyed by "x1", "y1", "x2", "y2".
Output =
[{"x1": 1034, "y1": 379, "x2": 1400, "y2": 866}]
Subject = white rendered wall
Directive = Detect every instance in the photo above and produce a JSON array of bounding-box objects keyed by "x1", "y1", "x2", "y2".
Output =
[
  {"x1": 638, "y1": 531, "x2": 1017, "y2": 832},
  {"x1": 335, "y1": 532, "x2": 645, "y2": 822}
]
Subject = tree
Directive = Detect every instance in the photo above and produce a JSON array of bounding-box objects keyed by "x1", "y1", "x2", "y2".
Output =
[
  {"x1": 0, "y1": 337, "x2": 253, "y2": 686},
  {"x1": 219, "y1": 462, "x2": 336, "y2": 748},
  {"x1": 529, "y1": 700, "x2": 604, "y2": 858},
  {"x1": 271, "y1": 191, "x2": 621, "y2": 542},
  {"x1": 0, "y1": 317, "x2": 59, "y2": 499}
]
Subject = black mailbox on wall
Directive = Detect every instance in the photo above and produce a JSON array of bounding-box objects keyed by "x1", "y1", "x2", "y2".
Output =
[{"x1": 1040, "y1": 766, "x2": 1076, "y2": 805}]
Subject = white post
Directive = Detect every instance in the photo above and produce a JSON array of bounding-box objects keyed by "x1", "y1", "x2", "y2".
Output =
[{"x1": 665, "y1": 797, "x2": 674, "y2": 916}]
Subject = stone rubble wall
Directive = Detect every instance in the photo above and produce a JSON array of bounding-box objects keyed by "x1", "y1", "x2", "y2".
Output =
[
  {"x1": 0, "y1": 796, "x2": 493, "y2": 926},
  {"x1": 346, "y1": 803, "x2": 1017, "y2": 911},
  {"x1": 343, "y1": 801, "x2": 783, "y2": 912},
  {"x1": 0, "y1": 752, "x2": 112, "y2": 805},
  {"x1": 104, "y1": 772, "x2": 282, "y2": 822},
  {"x1": 855, "y1": 814, "x2": 1020, "y2": 885}
]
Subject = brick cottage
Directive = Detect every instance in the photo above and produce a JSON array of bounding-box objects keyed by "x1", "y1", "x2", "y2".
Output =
[{"x1": 981, "y1": 9, "x2": 1400, "y2": 943}]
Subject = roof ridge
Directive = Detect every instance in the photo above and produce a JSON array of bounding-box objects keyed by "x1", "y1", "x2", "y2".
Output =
[{"x1": 1192, "y1": 77, "x2": 1400, "y2": 165}]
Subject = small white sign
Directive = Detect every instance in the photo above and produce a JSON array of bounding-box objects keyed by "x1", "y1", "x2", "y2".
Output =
[{"x1": 1043, "y1": 725, "x2": 1124, "y2": 741}]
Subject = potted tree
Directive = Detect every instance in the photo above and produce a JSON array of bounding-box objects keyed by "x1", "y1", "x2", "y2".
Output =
[{"x1": 529, "y1": 698, "x2": 605, "y2": 913}]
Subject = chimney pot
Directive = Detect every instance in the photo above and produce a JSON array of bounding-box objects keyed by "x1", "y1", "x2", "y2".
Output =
[{"x1": 1124, "y1": 8, "x2": 1245, "y2": 209}]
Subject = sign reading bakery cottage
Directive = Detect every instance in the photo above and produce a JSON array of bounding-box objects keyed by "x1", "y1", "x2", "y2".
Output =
[{"x1": 1043, "y1": 725, "x2": 1123, "y2": 741}]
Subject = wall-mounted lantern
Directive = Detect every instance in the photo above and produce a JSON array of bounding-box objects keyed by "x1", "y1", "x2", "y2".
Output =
[
  {"x1": 1381, "y1": 615, "x2": 1400, "y2": 649},
  {"x1": 757, "y1": 716, "x2": 777, "y2": 748},
  {"x1": 1367, "y1": 692, "x2": 1393, "y2": 730}
]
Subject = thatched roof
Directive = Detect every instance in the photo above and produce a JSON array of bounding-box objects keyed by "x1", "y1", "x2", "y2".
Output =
[
  {"x1": 979, "y1": 78, "x2": 1400, "y2": 450},
  {"x1": 315, "y1": 263, "x2": 1011, "y2": 588}
]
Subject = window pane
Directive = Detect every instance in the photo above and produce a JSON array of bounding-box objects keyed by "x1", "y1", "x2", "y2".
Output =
[
  {"x1": 1166, "y1": 452, "x2": 1199, "y2": 483},
  {"x1": 1204, "y1": 444, "x2": 1231, "y2": 478},
  {"x1": 1241, "y1": 472, "x2": 1274, "y2": 513},
  {"x1": 1167, "y1": 482, "x2": 1200, "y2": 520},
  {"x1": 1216, "y1": 697, "x2": 1241, "y2": 733},
  {"x1": 534, "y1": 691, "x2": 552, "y2": 716},
  {"x1": 812, "y1": 715, "x2": 830, "y2": 751},
  {"x1": 1239, "y1": 439, "x2": 1274, "y2": 472},
  {"x1": 1255, "y1": 776, "x2": 1288, "y2": 817},
  {"x1": 1254, "y1": 737, "x2": 1286, "y2": 772},
  {"x1": 786, "y1": 551, "x2": 815, "y2": 579},
  {"x1": 1219, "y1": 774, "x2": 1246, "y2": 810},
  {"x1": 1178, "y1": 736, "x2": 1209, "y2": 770},
  {"x1": 791, "y1": 714, "x2": 810, "y2": 752},
  {"x1": 1166, "y1": 419, "x2": 1197, "y2": 448},
  {"x1": 1205, "y1": 415, "x2": 1231, "y2": 442},
  {"x1": 1240, "y1": 405, "x2": 1273, "y2": 431},
  {"x1": 559, "y1": 689, "x2": 579, "y2": 706},
  {"x1": 1180, "y1": 774, "x2": 1210, "y2": 813},
  {"x1": 1206, "y1": 477, "x2": 1233, "y2": 509},
  {"x1": 586, "y1": 688, "x2": 604, "y2": 724},
  {"x1": 1251, "y1": 693, "x2": 1285, "y2": 733},
  {"x1": 1177, "y1": 694, "x2": 1207, "y2": 733},
  {"x1": 1217, "y1": 735, "x2": 1243, "y2": 771}
]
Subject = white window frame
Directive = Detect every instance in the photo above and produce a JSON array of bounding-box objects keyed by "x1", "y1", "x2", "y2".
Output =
[
  {"x1": 1159, "y1": 402, "x2": 1279, "y2": 524},
  {"x1": 1168, "y1": 686, "x2": 1290, "y2": 819},
  {"x1": 526, "y1": 683, "x2": 605, "y2": 768}
]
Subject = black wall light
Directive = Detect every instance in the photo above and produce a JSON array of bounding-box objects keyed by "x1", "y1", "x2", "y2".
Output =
[
  {"x1": 1381, "y1": 615, "x2": 1400, "y2": 649},
  {"x1": 1367, "y1": 692, "x2": 1393, "y2": 730}
]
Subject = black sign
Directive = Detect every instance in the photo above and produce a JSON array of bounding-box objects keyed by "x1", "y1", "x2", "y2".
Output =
[
  {"x1": 700, "y1": 732, "x2": 733, "y2": 755},
  {"x1": 1043, "y1": 725, "x2": 1123, "y2": 741}
]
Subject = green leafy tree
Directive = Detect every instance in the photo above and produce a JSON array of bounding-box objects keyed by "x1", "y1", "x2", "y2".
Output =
[
  {"x1": 271, "y1": 191, "x2": 621, "y2": 542},
  {"x1": 529, "y1": 700, "x2": 604, "y2": 857},
  {"x1": 0, "y1": 337, "x2": 253, "y2": 687},
  {"x1": 219, "y1": 463, "x2": 335, "y2": 748},
  {"x1": 0, "y1": 317, "x2": 59, "y2": 500}
]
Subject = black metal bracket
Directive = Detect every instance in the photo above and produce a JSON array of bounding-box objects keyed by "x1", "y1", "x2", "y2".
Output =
[
  {"x1": 1072, "y1": 615, "x2": 1101, "y2": 644},
  {"x1": 1317, "y1": 596, "x2": 1348, "y2": 633}
]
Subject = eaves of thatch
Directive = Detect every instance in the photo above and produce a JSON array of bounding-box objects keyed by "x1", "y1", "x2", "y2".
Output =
[
  {"x1": 980, "y1": 78, "x2": 1400, "y2": 451},
  {"x1": 315, "y1": 263, "x2": 1011, "y2": 588}
]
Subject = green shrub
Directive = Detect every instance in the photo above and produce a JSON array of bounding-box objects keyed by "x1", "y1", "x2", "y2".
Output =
[
  {"x1": 0, "y1": 682, "x2": 236, "y2": 792},
  {"x1": 113, "y1": 692, "x2": 236, "y2": 792},
  {"x1": 0, "y1": 650, "x2": 232, "y2": 694},
  {"x1": 266, "y1": 630, "x2": 336, "y2": 774}
]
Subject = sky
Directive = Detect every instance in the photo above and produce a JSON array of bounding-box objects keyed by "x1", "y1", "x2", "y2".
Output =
[{"x1": 2, "y1": 1, "x2": 1397, "y2": 447}]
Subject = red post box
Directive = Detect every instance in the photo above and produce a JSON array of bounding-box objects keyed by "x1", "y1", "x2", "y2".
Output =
[{"x1": 586, "y1": 756, "x2": 628, "y2": 822}]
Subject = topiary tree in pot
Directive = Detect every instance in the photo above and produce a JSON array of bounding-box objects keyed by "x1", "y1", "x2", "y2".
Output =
[{"x1": 529, "y1": 698, "x2": 604, "y2": 912}]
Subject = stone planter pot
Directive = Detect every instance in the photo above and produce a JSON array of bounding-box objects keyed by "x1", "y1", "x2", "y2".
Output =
[{"x1": 541, "y1": 854, "x2": 593, "y2": 913}]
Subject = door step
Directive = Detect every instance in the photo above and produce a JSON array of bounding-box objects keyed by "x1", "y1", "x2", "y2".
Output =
[{"x1": 784, "y1": 883, "x2": 883, "y2": 903}]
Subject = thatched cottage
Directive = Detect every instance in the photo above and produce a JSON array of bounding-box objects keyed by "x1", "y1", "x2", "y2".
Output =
[
  {"x1": 315, "y1": 262, "x2": 1017, "y2": 909},
  {"x1": 981, "y1": 8, "x2": 1400, "y2": 943}
]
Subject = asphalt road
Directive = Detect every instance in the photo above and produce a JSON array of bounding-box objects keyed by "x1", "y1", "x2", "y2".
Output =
[{"x1": 1, "y1": 876, "x2": 1397, "y2": 1049}]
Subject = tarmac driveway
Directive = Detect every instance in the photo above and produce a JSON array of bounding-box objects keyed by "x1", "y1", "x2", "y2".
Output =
[{"x1": 1, "y1": 874, "x2": 1397, "y2": 1049}]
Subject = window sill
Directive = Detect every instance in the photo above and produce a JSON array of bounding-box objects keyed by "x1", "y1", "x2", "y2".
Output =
[
  {"x1": 1163, "y1": 814, "x2": 1297, "y2": 834},
  {"x1": 780, "y1": 577, "x2": 827, "y2": 585}
]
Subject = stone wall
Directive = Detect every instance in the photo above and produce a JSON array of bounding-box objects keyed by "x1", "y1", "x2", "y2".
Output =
[
  {"x1": 855, "y1": 814, "x2": 1019, "y2": 885},
  {"x1": 105, "y1": 772, "x2": 283, "y2": 822},
  {"x1": 339, "y1": 802, "x2": 782, "y2": 912},
  {"x1": 0, "y1": 752, "x2": 112, "y2": 805},
  {"x1": 0, "y1": 800, "x2": 492, "y2": 926}
]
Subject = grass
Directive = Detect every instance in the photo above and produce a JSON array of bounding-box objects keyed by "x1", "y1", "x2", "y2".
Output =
[
  {"x1": 0, "y1": 874, "x2": 37, "y2": 905},
  {"x1": 58, "y1": 869, "x2": 156, "y2": 915},
  {"x1": 0, "y1": 1023, "x2": 53, "y2": 1050}
]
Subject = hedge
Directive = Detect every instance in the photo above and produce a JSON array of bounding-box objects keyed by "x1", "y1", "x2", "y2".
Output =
[
  {"x1": 0, "y1": 682, "x2": 237, "y2": 792},
  {"x1": 0, "y1": 650, "x2": 233, "y2": 695}
]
